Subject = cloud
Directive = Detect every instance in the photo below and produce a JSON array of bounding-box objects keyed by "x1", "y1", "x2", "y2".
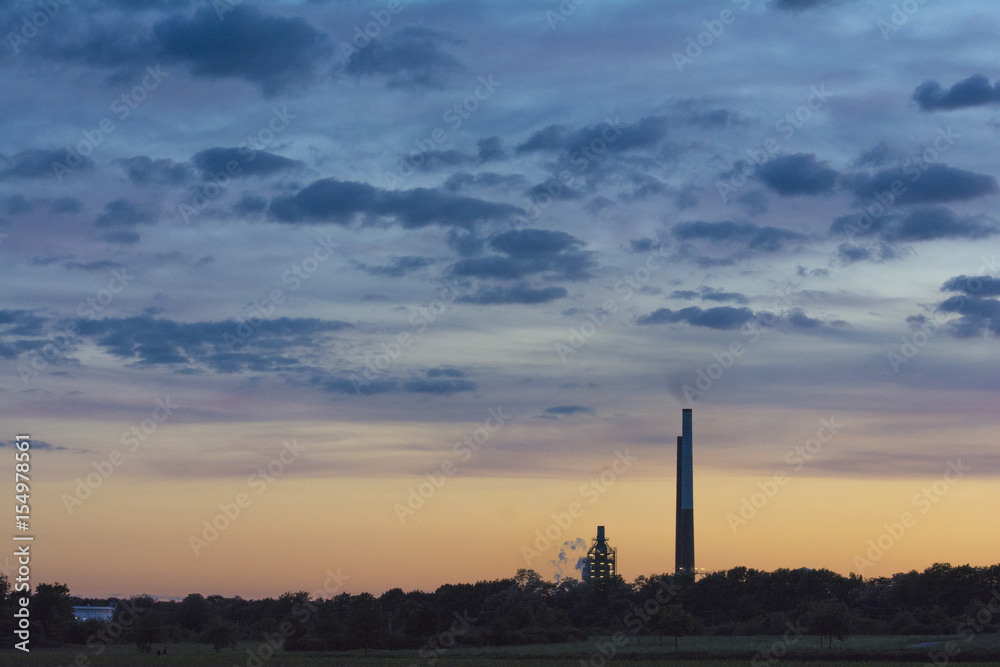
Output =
[
  {"x1": 63, "y1": 260, "x2": 125, "y2": 272},
  {"x1": 345, "y1": 26, "x2": 463, "y2": 88},
  {"x1": 831, "y1": 206, "x2": 999, "y2": 244},
  {"x1": 847, "y1": 164, "x2": 998, "y2": 205},
  {"x1": 757, "y1": 153, "x2": 838, "y2": 196},
  {"x1": 516, "y1": 116, "x2": 667, "y2": 156},
  {"x1": 154, "y1": 5, "x2": 333, "y2": 95},
  {"x1": 269, "y1": 179, "x2": 521, "y2": 228},
  {"x1": 636, "y1": 306, "x2": 755, "y2": 329},
  {"x1": 457, "y1": 284, "x2": 567, "y2": 305},
  {"x1": 0, "y1": 440, "x2": 66, "y2": 451},
  {"x1": 117, "y1": 156, "x2": 193, "y2": 186},
  {"x1": 669, "y1": 287, "x2": 748, "y2": 305},
  {"x1": 835, "y1": 242, "x2": 904, "y2": 265},
  {"x1": 671, "y1": 220, "x2": 805, "y2": 251},
  {"x1": 914, "y1": 75, "x2": 1000, "y2": 111},
  {"x1": 71, "y1": 315, "x2": 351, "y2": 368},
  {"x1": 936, "y1": 279, "x2": 1000, "y2": 339},
  {"x1": 940, "y1": 275, "x2": 1000, "y2": 298},
  {"x1": 315, "y1": 368, "x2": 476, "y2": 396},
  {"x1": 357, "y1": 256, "x2": 434, "y2": 278},
  {"x1": 191, "y1": 147, "x2": 303, "y2": 179},
  {"x1": 544, "y1": 405, "x2": 594, "y2": 416},
  {"x1": 443, "y1": 171, "x2": 527, "y2": 192},
  {"x1": 449, "y1": 228, "x2": 595, "y2": 282},
  {"x1": 93, "y1": 199, "x2": 159, "y2": 228},
  {"x1": 477, "y1": 136, "x2": 506, "y2": 162},
  {"x1": 0, "y1": 149, "x2": 92, "y2": 178}
]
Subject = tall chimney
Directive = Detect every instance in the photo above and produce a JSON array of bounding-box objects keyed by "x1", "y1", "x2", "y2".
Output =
[{"x1": 675, "y1": 409, "x2": 695, "y2": 574}]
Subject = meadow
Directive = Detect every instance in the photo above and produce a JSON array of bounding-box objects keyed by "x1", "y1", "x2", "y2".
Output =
[{"x1": 5, "y1": 633, "x2": 1000, "y2": 667}]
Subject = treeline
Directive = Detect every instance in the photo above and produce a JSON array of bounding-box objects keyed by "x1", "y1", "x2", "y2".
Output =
[{"x1": 4, "y1": 563, "x2": 1000, "y2": 653}]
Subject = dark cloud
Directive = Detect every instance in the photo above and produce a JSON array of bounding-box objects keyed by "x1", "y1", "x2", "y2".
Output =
[
  {"x1": 456, "y1": 284, "x2": 567, "y2": 305},
  {"x1": 914, "y1": 75, "x2": 1000, "y2": 111},
  {"x1": 117, "y1": 156, "x2": 193, "y2": 186},
  {"x1": 847, "y1": 164, "x2": 998, "y2": 205},
  {"x1": 269, "y1": 179, "x2": 521, "y2": 228},
  {"x1": 93, "y1": 199, "x2": 159, "y2": 228},
  {"x1": 410, "y1": 149, "x2": 475, "y2": 171},
  {"x1": 154, "y1": 6, "x2": 333, "y2": 95},
  {"x1": 402, "y1": 378, "x2": 477, "y2": 395},
  {"x1": 426, "y1": 367, "x2": 467, "y2": 378},
  {"x1": 941, "y1": 275, "x2": 1000, "y2": 298},
  {"x1": 544, "y1": 405, "x2": 594, "y2": 416},
  {"x1": 636, "y1": 306, "x2": 755, "y2": 329},
  {"x1": 854, "y1": 142, "x2": 896, "y2": 168},
  {"x1": 786, "y1": 308, "x2": 823, "y2": 328},
  {"x1": 64, "y1": 260, "x2": 125, "y2": 272},
  {"x1": 357, "y1": 256, "x2": 434, "y2": 278},
  {"x1": 71, "y1": 315, "x2": 351, "y2": 368},
  {"x1": 0, "y1": 310, "x2": 47, "y2": 337},
  {"x1": 345, "y1": 26, "x2": 463, "y2": 88},
  {"x1": 757, "y1": 153, "x2": 838, "y2": 196},
  {"x1": 835, "y1": 242, "x2": 904, "y2": 265},
  {"x1": 628, "y1": 238, "x2": 661, "y2": 253},
  {"x1": 477, "y1": 136, "x2": 506, "y2": 162},
  {"x1": 516, "y1": 116, "x2": 667, "y2": 157},
  {"x1": 192, "y1": 147, "x2": 303, "y2": 179},
  {"x1": 0, "y1": 149, "x2": 92, "y2": 178},
  {"x1": 443, "y1": 171, "x2": 527, "y2": 192},
  {"x1": 450, "y1": 229, "x2": 595, "y2": 282},
  {"x1": 445, "y1": 229, "x2": 485, "y2": 257},
  {"x1": 233, "y1": 194, "x2": 268, "y2": 219},
  {"x1": 831, "y1": 206, "x2": 999, "y2": 244},
  {"x1": 669, "y1": 287, "x2": 748, "y2": 304},
  {"x1": 936, "y1": 279, "x2": 1000, "y2": 338},
  {"x1": 315, "y1": 368, "x2": 475, "y2": 396},
  {"x1": 671, "y1": 220, "x2": 805, "y2": 251},
  {"x1": 738, "y1": 190, "x2": 768, "y2": 216}
]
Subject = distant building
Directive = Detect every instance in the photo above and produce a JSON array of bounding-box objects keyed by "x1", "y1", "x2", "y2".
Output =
[
  {"x1": 582, "y1": 525, "x2": 617, "y2": 581},
  {"x1": 675, "y1": 409, "x2": 695, "y2": 575},
  {"x1": 72, "y1": 604, "x2": 115, "y2": 621}
]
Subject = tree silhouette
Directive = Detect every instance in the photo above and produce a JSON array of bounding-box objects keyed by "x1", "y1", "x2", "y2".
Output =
[{"x1": 657, "y1": 604, "x2": 695, "y2": 650}]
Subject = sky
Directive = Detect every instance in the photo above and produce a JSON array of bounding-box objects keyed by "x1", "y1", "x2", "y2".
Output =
[{"x1": 1, "y1": 0, "x2": 999, "y2": 600}]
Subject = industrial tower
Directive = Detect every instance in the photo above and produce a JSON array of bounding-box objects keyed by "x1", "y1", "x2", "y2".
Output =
[
  {"x1": 582, "y1": 525, "x2": 617, "y2": 581},
  {"x1": 675, "y1": 409, "x2": 695, "y2": 575}
]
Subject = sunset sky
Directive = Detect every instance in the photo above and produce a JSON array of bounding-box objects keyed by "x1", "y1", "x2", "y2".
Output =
[{"x1": 2, "y1": 0, "x2": 999, "y2": 600}]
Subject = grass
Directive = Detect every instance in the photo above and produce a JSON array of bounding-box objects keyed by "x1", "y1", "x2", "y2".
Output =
[{"x1": 5, "y1": 634, "x2": 1000, "y2": 666}]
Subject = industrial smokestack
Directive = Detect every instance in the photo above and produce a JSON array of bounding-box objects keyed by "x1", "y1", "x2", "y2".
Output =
[
  {"x1": 675, "y1": 409, "x2": 695, "y2": 574},
  {"x1": 583, "y1": 525, "x2": 616, "y2": 582}
]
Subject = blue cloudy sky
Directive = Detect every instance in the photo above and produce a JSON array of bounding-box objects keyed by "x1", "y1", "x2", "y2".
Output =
[{"x1": 1, "y1": 0, "x2": 999, "y2": 597}]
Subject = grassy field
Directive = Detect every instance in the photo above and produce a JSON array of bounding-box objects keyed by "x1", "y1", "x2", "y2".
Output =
[{"x1": 5, "y1": 634, "x2": 999, "y2": 666}]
